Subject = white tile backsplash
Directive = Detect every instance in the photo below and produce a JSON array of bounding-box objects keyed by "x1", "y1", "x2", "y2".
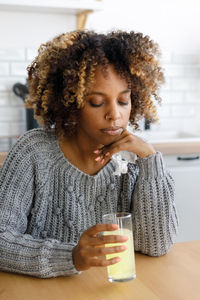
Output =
[
  {"x1": 0, "y1": 47, "x2": 200, "y2": 151},
  {"x1": 150, "y1": 119, "x2": 182, "y2": 131},
  {"x1": 171, "y1": 105, "x2": 195, "y2": 117},
  {"x1": 164, "y1": 65, "x2": 200, "y2": 78},
  {"x1": 161, "y1": 77, "x2": 171, "y2": 91},
  {"x1": 0, "y1": 106, "x2": 25, "y2": 121},
  {"x1": 0, "y1": 77, "x2": 26, "y2": 92},
  {"x1": 156, "y1": 105, "x2": 171, "y2": 118},
  {"x1": 0, "y1": 48, "x2": 27, "y2": 150},
  {"x1": 164, "y1": 65, "x2": 185, "y2": 77},
  {"x1": 160, "y1": 91, "x2": 184, "y2": 104},
  {"x1": 0, "y1": 122, "x2": 10, "y2": 136},
  {"x1": 185, "y1": 92, "x2": 200, "y2": 103},
  {"x1": 10, "y1": 62, "x2": 29, "y2": 76},
  {"x1": 26, "y1": 48, "x2": 38, "y2": 61},
  {"x1": 183, "y1": 66, "x2": 200, "y2": 77},
  {"x1": 9, "y1": 93, "x2": 25, "y2": 106},
  {"x1": 147, "y1": 51, "x2": 200, "y2": 133},
  {"x1": 0, "y1": 93, "x2": 9, "y2": 106},
  {"x1": 172, "y1": 54, "x2": 199, "y2": 64},
  {"x1": 0, "y1": 49, "x2": 25, "y2": 61},
  {"x1": 171, "y1": 78, "x2": 198, "y2": 91},
  {"x1": 161, "y1": 51, "x2": 172, "y2": 64},
  {"x1": 10, "y1": 122, "x2": 26, "y2": 136},
  {"x1": 0, "y1": 62, "x2": 9, "y2": 76}
]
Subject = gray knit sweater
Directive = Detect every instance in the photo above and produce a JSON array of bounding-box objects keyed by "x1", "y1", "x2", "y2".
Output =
[{"x1": 0, "y1": 129, "x2": 179, "y2": 278}]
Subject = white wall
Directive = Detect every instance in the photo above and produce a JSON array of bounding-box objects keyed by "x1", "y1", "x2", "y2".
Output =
[
  {"x1": 0, "y1": 10, "x2": 76, "y2": 47},
  {"x1": 87, "y1": 0, "x2": 200, "y2": 54}
]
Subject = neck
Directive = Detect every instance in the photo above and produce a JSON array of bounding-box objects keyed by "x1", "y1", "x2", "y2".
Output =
[
  {"x1": 58, "y1": 132, "x2": 103, "y2": 175},
  {"x1": 72, "y1": 133, "x2": 99, "y2": 160}
]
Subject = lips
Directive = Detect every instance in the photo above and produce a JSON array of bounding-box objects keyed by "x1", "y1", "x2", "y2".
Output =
[{"x1": 100, "y1": 127, "x2": 123, "y2": 136}]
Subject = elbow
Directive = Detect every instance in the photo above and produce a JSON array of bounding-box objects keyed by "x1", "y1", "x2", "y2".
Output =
[
  {"x1": 136, "y1": 235, "x2": 177, "y2": 257},
  {"x1": 140, "y1": 243, "x2": 173, "y2": 257},
  {"x1": 148, "y1": 244, "x2": 173, "y2": 257},
  {"x1": 148, "y1": 231, "x2": 179, "y2": 257}
]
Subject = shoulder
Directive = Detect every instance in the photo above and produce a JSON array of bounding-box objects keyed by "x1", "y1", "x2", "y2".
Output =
[
  {"x1": 3, "y1": 129, "x2": 57, "y2": 168},
  {"x1": 12, "y1": 128, "x2": 56, "y2": 151},
  {"x1": 16, "y1": 128, "x2": 56, "y2": 146}
]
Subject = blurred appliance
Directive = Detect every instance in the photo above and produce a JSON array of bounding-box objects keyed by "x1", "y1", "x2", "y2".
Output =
[{"x1": 12, "y1": 81, "x2": 39, "y2": 131}]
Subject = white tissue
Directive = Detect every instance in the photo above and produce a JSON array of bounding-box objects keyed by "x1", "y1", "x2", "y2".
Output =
[{"x1": 111, "y1": 151, "x2": 136, "y2": 176}]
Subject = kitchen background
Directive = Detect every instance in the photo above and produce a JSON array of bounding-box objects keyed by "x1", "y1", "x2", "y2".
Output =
[
  {"x1": 0, "y1": 0, "x2": 200, "y2": 242},
  {"x1": 0, "y1": 0, "x2": 200, "y2": 149}
]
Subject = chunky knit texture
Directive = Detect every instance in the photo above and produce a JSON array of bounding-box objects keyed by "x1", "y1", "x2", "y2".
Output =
[{"x1": 0, "y1": 129, "x2": 179, "y2": 278}]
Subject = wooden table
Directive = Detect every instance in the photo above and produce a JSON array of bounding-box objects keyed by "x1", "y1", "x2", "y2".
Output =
[
  {"x1": 0, "y1": 241, "x2": 199, "y2": 300},
  {"x1": 0, "y1": 152, "x2": 7, "y2": 168}
]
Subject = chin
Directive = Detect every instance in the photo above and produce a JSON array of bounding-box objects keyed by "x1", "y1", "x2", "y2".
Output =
[{"x1": 100, "y1": 135, "x2": 120, "y2": 146}]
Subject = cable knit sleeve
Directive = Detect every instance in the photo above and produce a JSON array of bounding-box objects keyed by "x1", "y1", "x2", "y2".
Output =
[
  {"x1": 0, "y1": 132, "x2": 78, "y2": 278},
  {"x1": 131, "y1": 151, "x2": 179, "y2": 256}
]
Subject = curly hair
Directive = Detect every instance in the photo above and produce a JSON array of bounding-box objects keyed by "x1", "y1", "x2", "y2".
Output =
[{"x1": 26, "y1": 30, "x2": 164, "y2": 138}]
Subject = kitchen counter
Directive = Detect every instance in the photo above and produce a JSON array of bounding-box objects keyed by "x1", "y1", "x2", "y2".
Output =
[
  {"x1": 152, "y1": 138, "x2": 200, "y2": 155},
  {"x1": 135, "y1": 130, "x2": 200, "y2": 155}
]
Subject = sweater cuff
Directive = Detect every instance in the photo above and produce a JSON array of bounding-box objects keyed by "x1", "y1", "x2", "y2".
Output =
[
  {"x1": 48, "y1": 243, "x2": 81, "y2": 277},
  {"x1": 136, "y1": 151, "x2": 166, "y2": 180}
]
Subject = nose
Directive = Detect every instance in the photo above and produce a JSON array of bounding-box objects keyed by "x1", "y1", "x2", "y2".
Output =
[{"x1": 105, "y1": 102, "x2": 121, "y2": 121}]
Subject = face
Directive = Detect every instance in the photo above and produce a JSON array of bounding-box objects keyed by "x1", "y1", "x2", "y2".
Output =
[{"x1": 77, "y1": 65, "x2": 131, "y2": 146}]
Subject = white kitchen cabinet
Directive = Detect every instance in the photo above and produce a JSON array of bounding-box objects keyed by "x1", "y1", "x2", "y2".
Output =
[
  {"x1": 164, "y1": 154, "x2": 200, "y2": 242},
  {"x1": 0, "y1": 0, "x2": 104, "y2": 12},
  {"x1": 0, "y1": 0, "x2": 104, "y2": 29}
]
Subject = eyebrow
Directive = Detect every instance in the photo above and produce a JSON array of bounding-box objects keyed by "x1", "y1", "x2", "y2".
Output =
[{"x1": 86, "y1": 89, "x2": 131, "y2": 96}]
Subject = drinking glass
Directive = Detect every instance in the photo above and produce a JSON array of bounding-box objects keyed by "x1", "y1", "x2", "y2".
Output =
[{"x1": 102, "y1": 212, "x2": 136, "y2": 282}]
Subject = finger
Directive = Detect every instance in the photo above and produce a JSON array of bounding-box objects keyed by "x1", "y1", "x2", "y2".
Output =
[
  {"x1": 93, "y1": 131, "x2": 129, "y2": 155},
  {"x1": 93, "y1": 149, "x2": 102, "y2": 154},
  {"x1": 94, "y1": 154, "x2": 108, "y2": 165},
  {"x1": 104, "y1": 140, "x2": 128, "y2": 157},
  {"x1": 95, "y1": 144, "x2": 105, "y2": 150},
  {"x1": 94, "y1": 155, "x2": 104, "y2": 162},
  {"x1": 83, "y1": 224, "x2": 119, "y2": 237},
  {"x1": 104, "y1": 135, "x2": 134, "y2": 157},
  {"x1": 89, "y1": 234, "x2": 128, "y2": 246},
  {"x1": 89, "y1": 256, "x2": 121, "y2": 267},
  {"x1": 86, "y1": 244, "x2": 127, "y2": 257}
]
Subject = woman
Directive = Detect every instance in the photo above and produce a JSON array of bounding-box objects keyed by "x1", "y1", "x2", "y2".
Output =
[{"x1": 0, "y1": 30, "x2": 179, "y2": 277}]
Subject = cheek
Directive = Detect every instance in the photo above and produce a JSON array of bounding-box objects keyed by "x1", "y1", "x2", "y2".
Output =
[
  {"x1": 79, "y1": 109, "x2": 100, "y2": 128},
  {"x1": 123, "y1": 105, "x2": 131, "y2": 120}
]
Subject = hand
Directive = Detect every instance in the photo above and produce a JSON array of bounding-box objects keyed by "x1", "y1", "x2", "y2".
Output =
[
  {"x1": 94, "y1": 129, "x2": 156, "y2": 164},
  {"x1": 72, "y1": 224, "x2": 128, "y2": 271}
]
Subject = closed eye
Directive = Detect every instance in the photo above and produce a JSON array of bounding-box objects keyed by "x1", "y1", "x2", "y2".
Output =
[
  {"x1": 89, "y1": 102, "x2": 103, "y2": 107},
  {"x1": 118, "y1": 101, "x2": 129, "y2": 106}
]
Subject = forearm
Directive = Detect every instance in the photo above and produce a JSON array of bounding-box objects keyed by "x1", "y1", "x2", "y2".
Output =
[
  {"x1": 132, "y1": 152, "x2": 179, "y2": 256},
  {"x1": 0, "y1": 228, "x2": 78, "y2": 278}
]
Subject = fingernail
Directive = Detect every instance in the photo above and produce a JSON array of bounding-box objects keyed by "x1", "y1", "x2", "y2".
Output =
[
  {"x1": 114, "y1": 257, "x2": 121, "y2": 263},
  {"x1": 118, "y1": 245, "x2": 126, "y2": 251},
  {"x1": 111, "y1": 224, "x2": 118, "y2": 229},
  {"x1": 95, "y1": 156, "x2": 101, "y2": 162},
  {"x1": 101, "y1": 159, "x2": 105, "y2": 164},
  {"x1": 93, "y1": 150, "x2": 100, "y2": 154},
  {"x1": 122, "y1": 236, "x2": 129, "y2": 241},
  {"x1": 105, "y1": 152, "x2": 110, "y2": 156}
]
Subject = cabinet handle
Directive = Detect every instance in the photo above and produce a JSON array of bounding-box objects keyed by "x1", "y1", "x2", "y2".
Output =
[{"x1": 177, "y1": 156, "x2": 199, "y2": 161}]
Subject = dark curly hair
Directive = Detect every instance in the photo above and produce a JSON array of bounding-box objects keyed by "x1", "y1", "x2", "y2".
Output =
[{"x1": 26, "y1": 29, "x2": 164, "y2": 138}]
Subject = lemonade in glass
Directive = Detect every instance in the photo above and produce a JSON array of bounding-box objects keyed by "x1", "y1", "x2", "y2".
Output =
[{"x1": 103, "y1": 212, "x2": 136, "y2": 282}]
